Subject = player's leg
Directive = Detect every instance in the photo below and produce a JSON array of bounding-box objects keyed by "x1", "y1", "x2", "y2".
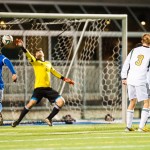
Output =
[
  {"x1": 45, "y1": 96, "x2": 65, "y2": 126},
  {"x1": 143, "y1": 85, "x2": 150, "y2": 127},
  {"x1": 138, "y1": 99, "x2": 149, "y2": 131},
  {"x1": 11, "y1": 100, "x2": 37, "y2": 127},
  {"x1": 0, "y1": 89, "x2": 3, "y2": 125},
  {"x1": 126, "y1": 99, "x2": 136, "y2": 131},
  {"x1": 11, "y1": 88, "x2": 42, "y2": 127},
  {"x1": 137, "y1": 85, "x2": 149, "y2": 131},
  {"x1": 125, "y1": 85, "x2": 136, "y2": 131},
  {"x1": 44, "y1": 88, "x2": 65, "y2": 126},
  {"x1": 147, "y1": 96, "x2": 150, "y2": 117}
]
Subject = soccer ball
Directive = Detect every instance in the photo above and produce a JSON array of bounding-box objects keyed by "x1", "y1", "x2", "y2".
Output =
[{"x1": 2, "y1": 35, "x2": 13, "y2": 45}]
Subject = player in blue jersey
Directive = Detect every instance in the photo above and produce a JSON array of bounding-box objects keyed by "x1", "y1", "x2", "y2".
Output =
[{"x1": 0, "y1": 53, "x2": 17, "y2": 125}]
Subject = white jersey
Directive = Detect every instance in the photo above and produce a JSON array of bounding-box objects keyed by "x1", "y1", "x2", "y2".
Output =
[{"x1": 121, "y1": 46, "x2": 150, "y2": 86}]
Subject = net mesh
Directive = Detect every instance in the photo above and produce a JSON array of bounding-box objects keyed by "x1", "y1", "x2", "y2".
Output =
[{"x1": 0, "y1": 17, "x2": 122, "y2": 122}]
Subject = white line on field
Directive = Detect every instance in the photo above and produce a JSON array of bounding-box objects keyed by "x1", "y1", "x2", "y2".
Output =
[
  {"x1": 0, "y1": 135, "x2": 150, "y2": 143},
  {"x1": 2, "y1": 145, "x2": 150, "y2": 150},
  {"x1": 0, "y1": 131, "x2": 120, "y2": 136},
  {"x1": 0, "y1": 130, "x2": 149, "y2": 136}
]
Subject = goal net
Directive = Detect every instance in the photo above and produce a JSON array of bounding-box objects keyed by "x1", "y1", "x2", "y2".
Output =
[{"x1": 0, "y1": 13, "x2": 127, "y2": 123}]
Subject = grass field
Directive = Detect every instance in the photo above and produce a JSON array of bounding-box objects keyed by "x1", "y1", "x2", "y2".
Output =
[{"x1": 0, "y1": 123, "x2": 150, "y2": 150}]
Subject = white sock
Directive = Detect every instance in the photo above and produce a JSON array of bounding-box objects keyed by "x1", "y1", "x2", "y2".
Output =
[
  {"x1": 139, "y1": 108, "x2": 149, "y2": 129},
  {"x1": 127, "y1": 109, "x2": 134, "y2": 128}
]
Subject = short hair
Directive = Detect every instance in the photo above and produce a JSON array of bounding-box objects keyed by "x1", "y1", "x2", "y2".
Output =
[
  {"x1": 34, "y1": 48, "x2": 43, "y2": 56},
  {"x1": 141, "y1": 34, "x2": 150, "y2": 45}
]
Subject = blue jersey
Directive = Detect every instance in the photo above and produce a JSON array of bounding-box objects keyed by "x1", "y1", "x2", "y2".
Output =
[{"x1": 0, "y1": 54, "x2": 16, "y2": 89}]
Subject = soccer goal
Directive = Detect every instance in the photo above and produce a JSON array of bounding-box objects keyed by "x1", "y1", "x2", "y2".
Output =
[{"x1": 0, "y1": 13, "x2": 127, "y2": 123}]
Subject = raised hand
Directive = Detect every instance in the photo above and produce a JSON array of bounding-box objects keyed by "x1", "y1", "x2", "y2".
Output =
[
  {"x1": 15, "y1": 39, "x2": 24, "y2": 47},
  {"x1": 63, "y1": 77, "x2": 75, "y2": 85}
]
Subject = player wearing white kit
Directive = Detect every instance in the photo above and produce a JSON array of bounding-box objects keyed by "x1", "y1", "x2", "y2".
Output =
[{"x1": 121, "y1": 34, "x2": 150, "y2": 132}]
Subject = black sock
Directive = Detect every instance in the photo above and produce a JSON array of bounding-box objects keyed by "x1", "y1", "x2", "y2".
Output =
[
  {"x1": 47, "y1": 107, "x2": 60, "y2": 120},
  {"x1": 17, "y1": 107, "x2": 29, "y2": 123}
]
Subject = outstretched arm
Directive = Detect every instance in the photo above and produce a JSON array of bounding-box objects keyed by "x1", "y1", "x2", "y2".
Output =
[
  {"x1": 16, "y1": 39, "x2": 36, "y2": 63},
  {"x1": 3, "y1": 58, "x2": 17, "y2": 82},
  {"x1": 50, "y1": 66, "x2": 74, "y2": 85}
]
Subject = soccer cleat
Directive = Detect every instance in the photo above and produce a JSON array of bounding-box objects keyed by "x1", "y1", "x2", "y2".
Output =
[
  {"x1": 44, "y1": 118, "x2": 53, "y2": 126},
  {"x1": 138, "y1": 127, "x2": 150, "y2": 132},
  {"x1": 11, "y1": 120, "x2": 19, "y2": 127},
  {"x1": 0, "y1": 113, "x2": 3, "y2": 126},
  {"x1": 125, "y1": 127, "x2": 135, "y2": 131}
]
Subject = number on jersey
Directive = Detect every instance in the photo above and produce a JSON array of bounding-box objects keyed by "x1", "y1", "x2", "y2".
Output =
[{"x1": 135, "y1": 55, "x2": 144, "y2": 66}]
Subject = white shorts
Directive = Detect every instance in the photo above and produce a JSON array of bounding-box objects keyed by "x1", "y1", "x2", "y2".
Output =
[{"x1": 127, "y1": 84, "x2": 148, "y2": 102}]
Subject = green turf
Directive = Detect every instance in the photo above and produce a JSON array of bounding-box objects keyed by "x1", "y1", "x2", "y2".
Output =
[{"x1": 0, "y1": 124, "x2": 150, "y2": 150}]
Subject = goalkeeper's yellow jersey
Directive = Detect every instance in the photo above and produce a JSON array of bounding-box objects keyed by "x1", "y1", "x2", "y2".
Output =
[{"x1": 25, "y1": 50, "x2": 63, "y2": 89}]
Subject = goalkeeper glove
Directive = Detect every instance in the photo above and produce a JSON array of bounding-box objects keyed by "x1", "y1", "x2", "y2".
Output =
[
  {"x1": 16, "y1": 39, "x2": 23, "y2": 47},
  {"x1": 63, "y1": 77, "x2": 74, "y2": 85},
  {"x1": 15, "y1": 39, "x2": 27, "y2": 52}
]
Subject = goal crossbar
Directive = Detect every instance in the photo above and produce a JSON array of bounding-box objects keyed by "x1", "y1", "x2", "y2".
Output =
[{"x1": 0, "y1": 12, "x2": 127, "y2": 19}]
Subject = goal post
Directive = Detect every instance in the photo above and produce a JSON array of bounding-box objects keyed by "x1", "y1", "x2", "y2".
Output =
[
  {"x1": 0, "y1": 12, "x2": 127, "y2": 123},
  {"x1": 122, "y1": 17, "x2": 128, "y2": 124}
]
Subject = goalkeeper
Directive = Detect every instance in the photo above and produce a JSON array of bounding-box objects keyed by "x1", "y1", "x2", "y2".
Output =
[{"x1": 12, "y1": 39, "x2": 74, "y2": 127}]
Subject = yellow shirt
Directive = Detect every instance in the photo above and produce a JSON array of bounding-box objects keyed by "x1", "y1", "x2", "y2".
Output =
[{"x1": 25, "y1": 50, "x2": 63, "y2": 89}]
